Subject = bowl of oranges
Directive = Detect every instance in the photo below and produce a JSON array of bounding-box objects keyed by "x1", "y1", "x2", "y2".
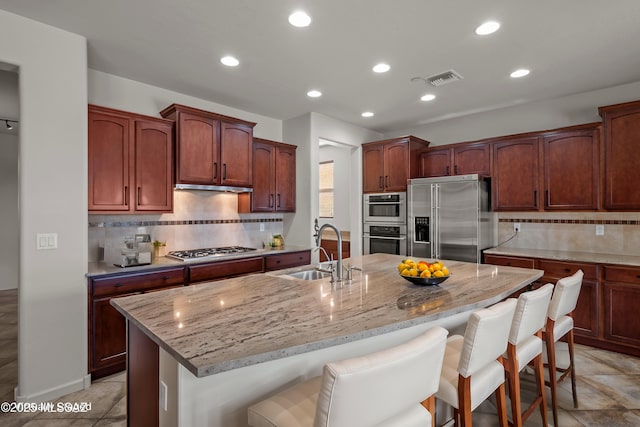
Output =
[{"x1": 397, "y1": 259, "x2": 450, "y2": 286}]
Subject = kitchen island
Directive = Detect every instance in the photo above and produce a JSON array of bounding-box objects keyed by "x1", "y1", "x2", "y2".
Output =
[{"x1": 112, "y1": 253, "x2": 542, "y2": 427}]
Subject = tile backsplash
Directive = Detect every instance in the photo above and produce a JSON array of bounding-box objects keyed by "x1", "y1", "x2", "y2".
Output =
[
  {"x1": 89, "y1": 191, "x2": 284, "y2": 264},
  {"x1": 496, "y1": 212, "x2": 640, "y2": 255}
]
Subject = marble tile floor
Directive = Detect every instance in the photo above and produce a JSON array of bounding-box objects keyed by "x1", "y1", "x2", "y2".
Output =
[{"x1": 0, "y1": 288, "x2": 638, "y2": 426}]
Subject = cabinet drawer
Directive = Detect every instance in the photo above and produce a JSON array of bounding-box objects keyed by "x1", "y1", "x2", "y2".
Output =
[
  {"x1": 91, "y1": 267, "x2": 187, "y2": 297},
  {"x1": 604, "y1": 265, "x2": 640, "y2": 284},
  {"x1": 537, "y1": 259, "x2": 598, "y2": 281},
  {"x1": 189, "y1": 256, "x2": 264, "y2": 283},
  {"x1": 265, "y1": 250, "x2": 311, "y2": 271},
  {"x1": 484, "y1": 254, "x2": 535, "y2": 269}
]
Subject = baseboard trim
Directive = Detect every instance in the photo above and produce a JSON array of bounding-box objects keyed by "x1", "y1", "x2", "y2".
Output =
[{"x1": 14, "y1": 374, "x2": 92, "y2": 403}]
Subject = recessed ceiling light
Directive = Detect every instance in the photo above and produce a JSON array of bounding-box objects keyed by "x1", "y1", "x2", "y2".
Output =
[
  {"x1": 220, "y1": 56, "x2": 239, "y2": 67},
  {"x1": 421, "y1": 94, "x2": 436, "y2": 102},
  {"x1": 475, "y1": 21, "x2": 500, "y2": 35},
  {"x1": 510, "y1": 69, "x2": 530, "y2": 78},
  {"x1": 372, "y1": 63, "x2": 390, "y2": 73},
  {"x1": 289, "y1": 11, "x2": 311, "y2": 27},
  {"x1": 307, "y1": 90, "x2": 322, "y2": 98},
  {"x1": 361, "y1": 112, "x2": 374, "y2": 118}
]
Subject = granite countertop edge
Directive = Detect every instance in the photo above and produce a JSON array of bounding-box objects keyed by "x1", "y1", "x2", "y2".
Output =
[{"x1": 484, "y1": 247, "x2": 640, "y2": 268}]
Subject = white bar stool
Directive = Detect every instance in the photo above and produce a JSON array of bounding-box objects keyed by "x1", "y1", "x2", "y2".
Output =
[
  {"x1": 544, "y1": 269, "x2": 583, "y2": 427},
  {"x1": 435, "y1": 298, "x2": 517, "y2": 427},
  {"x1": 504, "y1": 283, "x2": 554, "y2": 427},
  {"x1": 247, "y1": 326, "x2": 448, "y2": 427}
]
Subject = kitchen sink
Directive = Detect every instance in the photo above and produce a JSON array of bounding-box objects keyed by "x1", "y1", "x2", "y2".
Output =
[{"x1": 286, "y1": 269, "x2": 332, "y2": 280}]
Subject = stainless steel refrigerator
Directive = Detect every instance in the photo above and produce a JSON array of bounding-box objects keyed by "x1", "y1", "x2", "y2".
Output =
[{"x1": 407, "y1": 174, "x2": 496, "y2": 263}]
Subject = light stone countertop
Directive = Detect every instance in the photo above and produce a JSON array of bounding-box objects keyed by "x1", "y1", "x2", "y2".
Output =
[
  {"x1": 111, "y1": 253, "x2": 542, "y2": 378},
  {"x1": 87, "y1": 245, "x2": 311, "y2": 277},
  {"x1": 484, "y1": 247, "x2": 640, "y2": 267}
]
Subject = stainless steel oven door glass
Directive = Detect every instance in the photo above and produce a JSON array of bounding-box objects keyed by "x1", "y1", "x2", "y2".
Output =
[
  {"x1": 363, "y1": 192, "x2": 406, "y2": 223},
  {"x1": 363, "y1": 223, "x2": 407, "y2": 256}
]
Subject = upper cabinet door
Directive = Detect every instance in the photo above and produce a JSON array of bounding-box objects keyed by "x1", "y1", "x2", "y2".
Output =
[
  {"x1": 383, "y1": 141, "x2": 409, "y2": 192},
  {"x1": 275, "y1": 145, "x2": 296, "y2": 212},
  {"x1": 134, "y1": 120, "x2": 174, "y2": 212},
  {"x1": 543, "y1": 127, "x2": 600, "y2": 210},
  {"x1": 492, "y1": 137, "x2": 540, "y2": 211},
  {"x1": 176, "y1": 112, "x2": 219, "y2": 185},
  {"x1": 419, "y1": 148, "x2": 451, "y2": 177},
  {"x1": 220, "y1": 122, "x2": 253, "y2": 187},
  {"x1": 362, "y1": 144, "x2": 384, "y2": 193},
  {"x1": 251, "y1": 141, "x2": 275, "y2": 212},
  {"x1": 88, "y1": 111, "x2": 132, "y2": 211},
  {"x1": 453, "y1": 143, "x2": 490, "y2": 176},
  {"x1": 600, "y1": 102, "x2": 640, "y2": 210}
]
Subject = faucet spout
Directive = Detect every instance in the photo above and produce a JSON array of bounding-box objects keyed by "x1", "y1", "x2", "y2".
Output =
[{"x1": 315, "y1": 220, "x2": 343, "y2": 282}]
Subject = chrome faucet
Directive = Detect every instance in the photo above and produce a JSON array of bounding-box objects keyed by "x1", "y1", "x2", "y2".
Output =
[
  {"x1": 314, "y1": 219, "x2": 343, "y2": 282},
  {"x1": 314, "y1": 246, "x2": 336, "y2": 283}
]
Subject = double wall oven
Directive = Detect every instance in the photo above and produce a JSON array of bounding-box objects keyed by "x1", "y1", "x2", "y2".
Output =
[{"x1": 363, "y1": 192, "x2": 407, "y2": 256}]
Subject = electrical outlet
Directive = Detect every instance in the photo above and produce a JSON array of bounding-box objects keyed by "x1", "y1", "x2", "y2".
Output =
[
  {"x1": 596, "y1": 225, "x2": 605, "y2": 236},
  {"x1": 514, "y1": 223, "x2": 521, "y2": 232},
  {"x1": 160, "y1": 381, "x2": 168, "y2": 411},
  {"x1": 259, "y1": 222, "x2": 265, "y2": 232}
]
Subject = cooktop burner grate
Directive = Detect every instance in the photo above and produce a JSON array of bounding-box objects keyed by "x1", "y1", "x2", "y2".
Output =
[{"x1": 167, "y1": 246, "x2": 257, "y2": 260}]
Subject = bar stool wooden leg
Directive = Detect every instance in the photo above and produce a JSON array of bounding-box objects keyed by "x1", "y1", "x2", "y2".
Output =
[
  {"x1": 495, "y1": 381, "x2": 509, "y2": 427},
  {"x1": 545, "y1": 320, "x2": 559, "y2": 427},
  {"x1": 505, "y1": 345, "x2": 523, "y2": 427},
  {"x1": 533, "y1": 350, "x2": 549, "y2": 426},
  {"x1": 458, "y1": 375, "x2": 472, "y2": 427},
  {"x1": 421, "y1": 395, "x2": 436, "y2": 427},
  {"x1": 567, "y1": 330, "x2": 578, "y2": 408}
]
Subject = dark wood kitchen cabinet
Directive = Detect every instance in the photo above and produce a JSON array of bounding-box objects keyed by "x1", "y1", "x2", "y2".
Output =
[
  {"x1": 188, "y1": 257, "x2": 264, "y2": 283},
  {"x1": 160, "y1": 104, "x2": 256, "y2": 189},
  {"x1": 362, "y1": 135, "x2": 429, "y2": 193},
  {"x1": 599, "y1": 100, "x2": 640, "y2": 210},
  {"x1": 419, "y1": 142, "x2": 490, "y2": 178},
  {"x1": 602, "y1": 265, "x2": 640, "y2": 355},
  {"x1": 541, "y1": 124, "x2": 600, "y2": 210},
  {"x1": 88, "y1": 105, "x2": 174, "y2": 213},
  {"x1": 264, "y1": 250, "x2": 312, "y2": 271},
  {"x1": 238, "y1": 138, "x2": 297, "y2": 212},
  {"x1": 88, "y1": 266, "x2": 187, "y2": 379},
  {"x1": 492, "y1": 136, "x2": 540, "y2": 211}
]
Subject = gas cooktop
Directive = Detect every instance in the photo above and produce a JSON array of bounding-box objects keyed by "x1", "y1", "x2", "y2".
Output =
[{"x1": 167, "y1": 246, "x2": 258, "y2": 261}]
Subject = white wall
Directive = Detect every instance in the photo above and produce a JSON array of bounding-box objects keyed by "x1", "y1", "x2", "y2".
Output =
[
  {"x1": 386, "y1": 80, "x2": 640, "y2": 146},
  {"x1": 0, "y1": 132, "x2": 18, "y2": 291},
  {"x1": 0, "y1": 9, "x2": 89, "y2": 401},
  {"x1": 284, "y1": 112, "x2": 382, "y2": 258},
  {"x1": 88, "y1": 70, "x2": 282, "y2": 141}
]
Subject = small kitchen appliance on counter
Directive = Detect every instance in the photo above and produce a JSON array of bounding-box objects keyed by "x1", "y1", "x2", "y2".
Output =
[{"x1": 115, "y1": 234, "x2": 153, "y2": 268}]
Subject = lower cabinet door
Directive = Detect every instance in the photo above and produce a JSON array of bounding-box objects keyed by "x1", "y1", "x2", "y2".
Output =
[
  {"x1": 603, "y1": 281, "x2": 640, "y2": 349},
  {"x1": 91, "y1": 294, "x2": 140, "y2": 377}
]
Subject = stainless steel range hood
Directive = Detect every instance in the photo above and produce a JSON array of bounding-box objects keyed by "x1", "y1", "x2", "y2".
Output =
[{"x1": 174, "y1": 183, "x2": 253, "y2": 193}]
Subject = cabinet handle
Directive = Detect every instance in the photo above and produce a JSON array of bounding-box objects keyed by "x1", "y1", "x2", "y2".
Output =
[
  {"x1": 213, "y1": 162, "x2": 218, "y2": 179},
  {"x1": 545, "y1": 190, "x2": 549, "y2": 207},
  {"x1": 533, "y1": 190, "x2": 537, "y2": 208},
  {"x1": 564, "y1": 268, "x2": 571, "y2": 272},
  {"x1": 137, "y1": 187, "x2": 142, "y2": 206},
  {"x1": 223, "y1": 164, "x2": 227, "y2": 180},
  {"x1": 379, "y1": 176, "x2": 383, "y2": 189},
  {"x1": 162, "y1": 276, "x2": 170, "y2": 280},
  {"x1": 446, "y1": 166, "x2": 450, "y2": 175},
  {"x1": 124, "y1": 186, "x2": 129, "y2": 206},
  {"x1": 454, "y1": 164, "x2": 458, "y2": 174},
  {"x1": 270, "y1": 194, "x2": 274, "y2": 208},
  {"x1": 277, "y1": 194, "x2": 281, "y2": 208},
  {"x1": 385, "y1": 176, "x2": 390, "y2": 187},
  {"x1": 114, "y1": 283, "x2": 124, "y2": 288}
]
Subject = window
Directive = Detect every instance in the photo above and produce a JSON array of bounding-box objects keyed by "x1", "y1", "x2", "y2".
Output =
[{"x1": 319, "y1": 161, "x2": 334, "y2": 218}]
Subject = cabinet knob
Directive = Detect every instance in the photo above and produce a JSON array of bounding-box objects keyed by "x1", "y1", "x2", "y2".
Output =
[{"x1": 114, "y1": 283, "x2": 124, "y2": 288}]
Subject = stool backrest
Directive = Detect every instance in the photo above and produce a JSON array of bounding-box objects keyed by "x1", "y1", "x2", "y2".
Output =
[
  {"x1": 313, "y1": 326, "x2": 448, "y2": 427},
  {"x1": 509, "y1": 284, "x2": 554, "y2": 345},
  {"x1": 458, "y1": 299, "x2": 517, "y2": 378},
  {"x1": 547, "y1": 270, "x2": 584, "y2": 321}
]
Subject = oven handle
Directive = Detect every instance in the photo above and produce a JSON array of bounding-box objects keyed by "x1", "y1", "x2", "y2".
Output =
[
  {"x1": 363, "y1": 235, "x2": 406, "y2": 241},
  {"x1": 365, "y1": 201, "x2": 402, "y2": 205}
]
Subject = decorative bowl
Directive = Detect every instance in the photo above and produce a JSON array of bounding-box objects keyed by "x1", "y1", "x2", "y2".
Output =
[{"x1": 400, "y1": 275, "x2": 449, "y2": 286}]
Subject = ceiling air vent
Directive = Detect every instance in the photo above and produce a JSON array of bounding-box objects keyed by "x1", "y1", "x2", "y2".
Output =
[{"x1": 425, "y1": 70, "x2": 464, "y2": 87}]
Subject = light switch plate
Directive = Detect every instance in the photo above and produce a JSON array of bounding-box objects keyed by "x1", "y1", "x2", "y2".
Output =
[
  {"x1": 36, "y1": 233, "x2": 58, "y2": 250},
  {"x1": 596, "y1": 225, "x2": 605, "y2": 236}
]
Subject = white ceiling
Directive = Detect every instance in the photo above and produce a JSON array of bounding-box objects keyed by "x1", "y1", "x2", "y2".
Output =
[{"x1": 2, "y1": 0, "x2": 640, "y2": 133}]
